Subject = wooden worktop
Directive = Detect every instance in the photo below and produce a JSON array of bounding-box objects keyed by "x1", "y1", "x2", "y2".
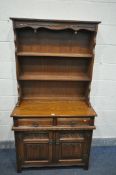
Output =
[{"x1": 11, "y1": 99, "x2": 96, "y2": 117}]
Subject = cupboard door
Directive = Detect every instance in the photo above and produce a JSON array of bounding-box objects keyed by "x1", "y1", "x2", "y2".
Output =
[
  {"x1": 55, "y1": 131, "x2": 91, "y2": 165},
  {"x1": 21, "y1": 132, "x2": 53, "y2": 166}
]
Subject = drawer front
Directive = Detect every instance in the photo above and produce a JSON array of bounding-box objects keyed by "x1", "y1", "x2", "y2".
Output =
[
  {"x1": 57, "y1": 118, "x2": 92, "y2": 127},
  {"x1": 16, "y1": 118, "x2": 53, "y2": 127}
]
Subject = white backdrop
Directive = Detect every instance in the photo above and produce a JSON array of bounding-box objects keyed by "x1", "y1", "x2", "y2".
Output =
[{"x1": 0, "y1": 0, "x2": 116, "y2": 141}]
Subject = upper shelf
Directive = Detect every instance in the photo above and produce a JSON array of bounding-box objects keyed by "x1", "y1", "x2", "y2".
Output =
[
  {"x1": 17, "y1": 52, "x2": 93, "y2": 58},
  {"x1": 16, "y1": 26, "x2": 94, "y2": 58}
]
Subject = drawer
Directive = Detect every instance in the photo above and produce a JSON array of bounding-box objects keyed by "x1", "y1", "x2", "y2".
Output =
[
  {"x1": 57, "y1": 118, "x2": 93, "y2": 127},
  {"x1": 15, "y1": 118, "x2": 53, "y2": 127}
]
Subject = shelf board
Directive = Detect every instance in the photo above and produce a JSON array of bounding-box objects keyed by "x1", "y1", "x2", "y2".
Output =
[
  {"x1": 19, "y1": 73, "x2": 91, "y2": 81},
  {"x1": 17, "y1": 52, "x2": 93, "y2": 58}
]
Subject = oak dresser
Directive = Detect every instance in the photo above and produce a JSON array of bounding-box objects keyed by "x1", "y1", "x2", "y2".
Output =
[{"x1": 10, "y1": 18, "x2": 100, "y2": 172}]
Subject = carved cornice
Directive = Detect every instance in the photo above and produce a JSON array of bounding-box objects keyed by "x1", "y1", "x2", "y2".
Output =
[{"x1": 14, "y1": 21, "x2": 98, "y2": 32}]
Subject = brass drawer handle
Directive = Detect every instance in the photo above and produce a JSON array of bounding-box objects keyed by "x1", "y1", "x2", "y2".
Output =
[
  {"x1": 70, "y1": 121, "x2": 77, "y2": 126},
  {"x1": 32, "y1": 122, "x2": 39, "y2": 127}
]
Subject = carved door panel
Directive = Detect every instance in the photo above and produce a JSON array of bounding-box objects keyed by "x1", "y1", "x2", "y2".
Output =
[
  {"x1": 21, "y1": 131, "x2": 53, "y2": 166},
  {"x1": 55, "y1": 131, "x2": 91, "y2": 165}
]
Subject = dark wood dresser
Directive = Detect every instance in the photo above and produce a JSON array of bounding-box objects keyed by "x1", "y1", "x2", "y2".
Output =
[{"x1": 10, "y1": 18, "x2": 100, "y2": 172}]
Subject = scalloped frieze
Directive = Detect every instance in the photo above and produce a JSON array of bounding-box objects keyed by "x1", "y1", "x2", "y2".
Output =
[{"x1": 14, "y1": 21, "x2": 97, "y2": 32}]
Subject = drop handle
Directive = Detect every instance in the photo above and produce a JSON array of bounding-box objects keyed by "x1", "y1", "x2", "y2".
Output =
[
  {"x1": 32, "y1": 122, "x2": 39, "y2": 127},
  {"x1": 70, "y1": 121, "x2": 77, "y2": 126}
]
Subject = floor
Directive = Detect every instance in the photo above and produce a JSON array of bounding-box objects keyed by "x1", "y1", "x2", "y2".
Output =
[{"x1": 0, "y1": 146, "x2": 116, "y2": 175}]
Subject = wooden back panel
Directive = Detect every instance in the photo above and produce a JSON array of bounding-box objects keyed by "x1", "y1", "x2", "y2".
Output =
[
  {"x1": 17, "y1": 28, "x2": 93, "y2": 55},
  {"x1": 20, "y1": 81, "x2": 88, "y2": 100},
  {"x1": 18, "y1": 56, "x2": 90, "y2": 77}
]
